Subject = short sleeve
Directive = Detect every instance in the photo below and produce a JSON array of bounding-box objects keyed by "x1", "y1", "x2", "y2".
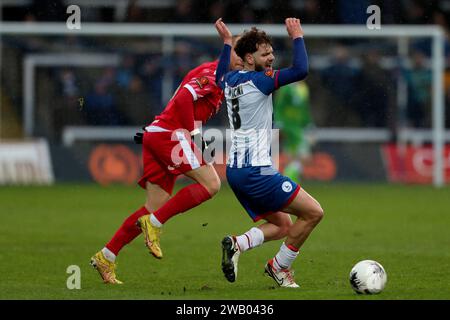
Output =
[{"x1": 183, "y1": 74, "x2": 217, "y2": 101}]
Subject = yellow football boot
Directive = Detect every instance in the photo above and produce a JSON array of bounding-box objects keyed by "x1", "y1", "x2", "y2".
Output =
[
  {"x1": 137, "y1": 215, "x2": 163, "y2": 259},
  {"x1": 90, "y1": 251, "x2": 123, "y2": 284}
]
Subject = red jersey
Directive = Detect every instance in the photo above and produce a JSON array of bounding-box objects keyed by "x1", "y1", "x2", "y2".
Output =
[{"x1": 152, "y1": 60, "x2": 223, "y2": 132}]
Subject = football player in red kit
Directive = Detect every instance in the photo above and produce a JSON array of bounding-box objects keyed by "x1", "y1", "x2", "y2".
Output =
[{"x1": 90, "y1": 19, "x2": 243, "y2": 284}]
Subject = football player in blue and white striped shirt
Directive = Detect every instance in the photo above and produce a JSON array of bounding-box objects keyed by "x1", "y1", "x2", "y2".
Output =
[{"x1": 220, "y1": 18, "x2": 324, "y2": 288}]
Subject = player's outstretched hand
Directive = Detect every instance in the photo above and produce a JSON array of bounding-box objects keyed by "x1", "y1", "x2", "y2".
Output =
[
  {"x1": 215, "y1": 18, "x2": 233, "y2": 46},
  {"x1": 285, "y1": 18, "x2": 304, "y2": 39}
]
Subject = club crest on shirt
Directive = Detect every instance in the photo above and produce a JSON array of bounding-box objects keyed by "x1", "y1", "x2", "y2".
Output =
[
  {"x1": 264, "y1": 69, "x2": 274, "y2": 77},
  {"x1": 282, "y1": 181, "x2": 293, "y2": 193},
  {"x1": 195, "y1": 76, "x2": 209, "y2": 88}
]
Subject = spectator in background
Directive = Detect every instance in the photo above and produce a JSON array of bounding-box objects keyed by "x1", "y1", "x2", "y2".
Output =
[
  {"x1": 60, "y1": 69, "x2": 79, "y2": 99},
  {"x1": 300, "y1": 0, "x2": 337, "y2": 24},
  {"x1": 207, "y1": 1, "x2": 226, "y2": 21},
  {"x1": 239, "y1": 6, "x2": 256, "y2": 24},
  {"x1": 173, "y1": 0, "x2": 195, "y2": 23},
  {"x1": 337, "y1": 0, "x2": 370, "y2": 24},
  {"x1": 269, "y1": 0, "x2": 295, "y2": 23},
  {"x1": 321, "y1": 45, "x2": 360, "y2": 125},
  {"x1": 377, "y1": 0, "x2": 403, "y2": 24},
  {"x1": 53, "y1": 69, "x2": 84, "y2": 136},
  {"x1": 139, "y1": 56, "x2": 163, "y2": 112},
  {"x1": 355, "y1": 49, "x2": 390, "y2": 127},
  {"x1": 223, "y1": 0, "x2": 255, "y2": 23},
  {"x1": 117, "y1": 75, "x2": 154, "y2": 125},
  {"x1": 98, "y1": 67, "x2": 116, "y2": 88},
  {"x1": 445, "y1": 69, "x2": 450, "y2": 128},
  {"x1": 402, "y1": 0, "x2": 430, "y2": 24},
  {"x1": 84, "y1": 69, "x2": 124, "y2": 125},
  {"x1": 404, "y1": 50, "x2": 432, "y2": 128},
  {"x1": 25, "y1": 0, "x2": 65, "y2": 21},
  {"x1": 116, "y1": 55, "x2": 136, "y2": 89},
  {"x1": 172, "y1": 42, "x2": 196, "y2": 89},
  {"x1": 124, "y1": 0, "x2": 146, "y2": 23},
  {"x1": 431, "y1": 10, "x2": 450, "y2": 61}
]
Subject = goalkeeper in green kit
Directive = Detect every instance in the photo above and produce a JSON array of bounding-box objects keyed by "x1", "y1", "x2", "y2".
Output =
[{"x1": 274, "y1": 81, "x2": 315, "y2": 184}]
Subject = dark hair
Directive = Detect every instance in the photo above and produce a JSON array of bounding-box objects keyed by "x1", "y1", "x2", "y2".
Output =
[{"x1": 234, "y1": 27, "x2": 273, "y2": 60}]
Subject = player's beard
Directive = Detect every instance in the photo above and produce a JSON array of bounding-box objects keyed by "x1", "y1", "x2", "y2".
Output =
[{"x1": 254, "y1": 62, "x2": 265, "y2": 72}]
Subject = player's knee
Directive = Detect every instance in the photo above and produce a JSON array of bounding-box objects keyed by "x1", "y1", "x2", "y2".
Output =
[
  {"x1": 204, "y1": 176, "x2": 221, "y2": 196},
  {"x1": 310, "y1": 205, "x2": 324, "y2": 224}
]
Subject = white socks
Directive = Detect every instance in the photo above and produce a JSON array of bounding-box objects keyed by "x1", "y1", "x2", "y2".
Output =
[
  {"x1": 102, "y1": 247, "x2": 117, "y2": 263},
  {"x1": 236, "y1": 227, "x2": 265, "y2": 252},
  {"x1": 272, "y1": 242, "x2": 299, "y2": 271},
  {"x1": 150, "y1": 214, "x2": 162, "y2": 228},
  {"x1": 235, "y1": 230, "x2": 299, "y2": 271}
]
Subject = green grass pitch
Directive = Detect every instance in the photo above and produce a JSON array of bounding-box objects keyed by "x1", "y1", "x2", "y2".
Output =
[{"x1": 0, "y1": 182, "x2": 449, "y2": 300}]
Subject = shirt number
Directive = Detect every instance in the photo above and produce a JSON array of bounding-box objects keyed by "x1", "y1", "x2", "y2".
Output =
[{"x1": 231, "y1": 98, "x2": 241, "y2": 129}]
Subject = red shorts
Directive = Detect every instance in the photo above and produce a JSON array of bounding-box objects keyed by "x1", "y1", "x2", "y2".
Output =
[{"x1": 138, "y1": 129, "x2": 205, "y2": 195}]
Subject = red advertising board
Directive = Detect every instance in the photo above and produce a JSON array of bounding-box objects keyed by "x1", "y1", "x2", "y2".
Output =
[
  {"x1": 382, "y1": 144, "x2": 450, "y2": 184},
  {"x1": 87, "y1": 144, "x2": 338, "y2": 186}
]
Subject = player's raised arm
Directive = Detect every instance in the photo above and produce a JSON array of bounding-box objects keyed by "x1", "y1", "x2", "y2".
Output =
[
  {"x1": 275, "y1": 18, "x2": 309, "y2": 88},
  {"x1": 215, "y1": 18, "x2": 232, "y2": 85}
]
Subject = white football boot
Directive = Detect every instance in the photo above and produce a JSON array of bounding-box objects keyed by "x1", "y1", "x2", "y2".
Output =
[
  {"x1": 264, "y1": 258, "x2": 299, "y2": 288},
  {"x1": 221, "y1": 235, "x2": 241, "y2": 282}
]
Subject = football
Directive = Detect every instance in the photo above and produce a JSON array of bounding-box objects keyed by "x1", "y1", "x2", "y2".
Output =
[{"x1": 349, "y1": 260, "x2": 387, "y2": 294}]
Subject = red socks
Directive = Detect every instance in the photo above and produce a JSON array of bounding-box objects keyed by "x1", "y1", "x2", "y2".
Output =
[
  {"x1": 153, "y1": 183, "x2": 211, "y2": 224},
  {"x1": 105, "y1": 206, "x2": 149, "y2": 255},
  {"x1": 105, "y1": 184, "x2": 212, "y2": 256}
]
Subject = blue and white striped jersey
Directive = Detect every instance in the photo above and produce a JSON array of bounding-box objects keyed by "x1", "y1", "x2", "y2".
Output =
[
  {"x1": 223, "y1": 37, "x2": 309, "y2": 168},
  {"x1": 224, "y1": 70, "x2": 279, "y2": 167}
]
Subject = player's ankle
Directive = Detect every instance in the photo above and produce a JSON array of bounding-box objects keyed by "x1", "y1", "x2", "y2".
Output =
[{"x1": 150, "y1": 214, "x2": 163, "y2": 228}]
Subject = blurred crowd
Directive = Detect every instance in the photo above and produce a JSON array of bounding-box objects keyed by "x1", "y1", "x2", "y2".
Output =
[
  {"x1": 2, "y1": 0, "x2": 450, "y2": 141},
  {"x1": 5, "y1": 0, "x2": 450, "y2": 26}
]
